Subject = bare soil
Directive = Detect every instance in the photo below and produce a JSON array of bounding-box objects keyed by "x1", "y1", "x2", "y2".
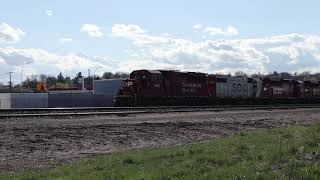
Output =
[{"x1": 0, "y1": 108, "x2": 320, "y2": 172}]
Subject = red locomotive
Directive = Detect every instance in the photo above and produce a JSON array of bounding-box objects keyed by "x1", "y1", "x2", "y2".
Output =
[
  {"x1": 117, "y1": 70, "x2": 210, "y2": 106},
  {"x1": 115, "y1": 69, "x2": 320, "y2": 106},
  {"x1": 261, "y1": 78, "x2": 303, "y2": 97},
  {"x1": 303, "y1": 81, "x2": 320, "y2": 97}
]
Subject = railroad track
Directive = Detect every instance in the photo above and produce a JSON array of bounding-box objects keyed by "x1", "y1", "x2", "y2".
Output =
[
  {"x1": 1, "y1": 104, "x2": 320, "y2": 118},
  {"x1": 0, "y1": 111, "x2": 147, "y2": 118}
]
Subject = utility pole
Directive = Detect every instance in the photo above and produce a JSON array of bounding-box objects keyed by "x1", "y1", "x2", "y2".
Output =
[
  {"x1": 82, "y1": 77, "x2": 85, "y2": 93},
  {"x1": 20, "y1": 60, "x2": 32, "y2": 93},
  {"x1": 92, "y1": 66, "x2": 102, "y2": 94},
  {"x1": 78, "y1": 75, "x2": 85, "y2": 93},
  {"x1": 88, "y1": 69, "x2": 91, "y2": 93},
  {"x1": 8, "y1": 72, "x2": 13, "y2": 93}
]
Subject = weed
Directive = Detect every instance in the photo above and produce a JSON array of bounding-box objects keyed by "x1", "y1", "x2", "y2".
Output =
[
  {"x1": 1, "y1": 124, "x2": 319, "y2": 180},
  {"x1": 122, "y1": 157, "x2": 135, "y2": 164}
]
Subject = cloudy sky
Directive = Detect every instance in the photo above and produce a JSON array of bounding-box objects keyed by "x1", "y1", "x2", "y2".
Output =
[{"x1": 0, "y1": 0, "x2": 320, "y2": 83}]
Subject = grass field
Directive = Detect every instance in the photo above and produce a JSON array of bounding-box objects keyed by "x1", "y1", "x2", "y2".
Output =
[{"x1": 1, "y1": 124, "x2": 319, "y2": 180}]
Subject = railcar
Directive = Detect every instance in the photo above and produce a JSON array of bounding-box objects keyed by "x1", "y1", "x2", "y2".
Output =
[
  {"x1": 304, "y1": 81, "x2": 320, "y2": 97},
  {"x1": 116, "y1": 70, "x2": 210, "y2": 106},
  {"x1": 115, "y1": 69, "x2": 320, "y2": 106},
  {"x1": 261, "y1": 78, "x2": 303, "y2": 97},
  {"x1": 215, "y1": 75, "x2": 262, "y2": 98},
  {"x1": 116, "y1": 69, "x2": 262, "y2": 106},
  {"x1": 259, "y1": 77, "x2": 305, "y2": 104}
]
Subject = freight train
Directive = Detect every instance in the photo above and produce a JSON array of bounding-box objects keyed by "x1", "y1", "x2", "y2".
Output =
[{"x1": 115, "y1": 69, "x2": 320, "y2": 106}]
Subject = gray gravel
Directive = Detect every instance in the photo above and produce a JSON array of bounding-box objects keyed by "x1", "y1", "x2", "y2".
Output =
[{"x1": 0, "y1": 108, "x2": 320, "y2": 172}]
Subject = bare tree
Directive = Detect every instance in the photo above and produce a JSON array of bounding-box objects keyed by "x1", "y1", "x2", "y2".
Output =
[{"x1": 235, "y1": 71, "x2": 247, "y2": 76}]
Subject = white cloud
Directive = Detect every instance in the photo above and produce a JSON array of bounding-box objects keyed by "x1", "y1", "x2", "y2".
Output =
[
  {"x1": 111, "y1": 24, "x2": 320, "y2": 75},
  {"x1": 0, "y1": 47, "x2": 115, "y2": 83},
  {"x1": 111, "y1": 24, "x2": 145, "y2": 38},
  {"x1": 45, "y1": 9, "x2": 53, "y2": 16},
  {"x1": 2, "y1": 24, "x2": 320, "y2": 83},
  {"x1": 161, "y1": 33, "x2": 171, "y2": 37},
  {"x1": 59, "y1": 38, "x2": 73, "y2": 43},
  {"x1": 203, "y1": 25, "x2": 239, "y2": 36},
  {"x1": 111, "y1": 24, "x2": 178, "y2": 46},
  {"x1": 81, "y1": 24, "x2": 104, "y2": 38},
  {"x1": 193, "y1": 24, "x2": 203, "y2": 30},
  {"x1": 0, "y1": 22, "x2": 25, "y2": 43}
]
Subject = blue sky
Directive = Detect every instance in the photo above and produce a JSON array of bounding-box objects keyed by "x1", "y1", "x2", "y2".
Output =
[{"x1": 0, "y1": 0, "x2": 320, "y2": 83}]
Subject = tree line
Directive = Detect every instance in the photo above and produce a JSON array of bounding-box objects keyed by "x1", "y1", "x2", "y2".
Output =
[{"x1": 0, "y1": 72, "x2": 129, "y2": 90}]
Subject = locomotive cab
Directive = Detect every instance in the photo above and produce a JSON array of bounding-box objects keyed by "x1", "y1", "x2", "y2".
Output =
[
  {"x1": 116, "y1": 70, "x2": 164, "y2": 106},
  {"x1": 130, "y1": 70, "x2": 163, "y2": 96}
]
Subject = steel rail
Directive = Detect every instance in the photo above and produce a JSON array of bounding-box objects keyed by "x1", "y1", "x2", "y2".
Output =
[
  {"x1": 0, "y1": 111, "x2": 147, "y2": 118},
  {"x1": 1, "y1": 103, "x2": 320, "y2": 112},
  {"x1": 0, "y1": 105, "x2": 319, "y2": 118}
]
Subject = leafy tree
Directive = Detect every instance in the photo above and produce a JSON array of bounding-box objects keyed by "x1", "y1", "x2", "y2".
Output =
[
  {"x1": 46, "y1": 76, "x2": 57, "y2": 87},
  {"x1": 114, "y1": 72, "x2": 129, "y2": 79},
  {"x1": 93, "y1": 75, "x2": 101, "y2": 80},
  {"x1": 102, "y1": 72, "x2": 129, "y2": 79},
  {"x1": 250, "y1": 73, "x2": 262, "y2": 78},
  {"x1": 57, "y1": 72, "x2": 65, "y2": 83},
  {"x1": 76, "y1": 72, "x2": 82, "y2": 79},
  {"x1": 72, "y1": 72, "x2": 83, "y2": 87},
  {"x1": 65, "y1": 76, "x2": 71, "y2": 83},
  {"x1": 103, "y1": 72, "x2": 112, "y2": 79}
]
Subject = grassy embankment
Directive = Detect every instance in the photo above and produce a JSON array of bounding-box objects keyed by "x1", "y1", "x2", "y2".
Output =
[{"x1": 1, "y1": 124, "x2": 319, "y2": 180}]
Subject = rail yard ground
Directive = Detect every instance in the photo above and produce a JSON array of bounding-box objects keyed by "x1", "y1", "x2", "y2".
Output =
[{"x1": 0, "y1": 108, "x2": 319, "y2": 179}]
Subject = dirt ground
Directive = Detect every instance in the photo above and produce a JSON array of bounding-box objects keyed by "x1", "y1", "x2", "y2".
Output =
[{"x1": 0, "y1": 108, "x2": 320, "y2": 172}]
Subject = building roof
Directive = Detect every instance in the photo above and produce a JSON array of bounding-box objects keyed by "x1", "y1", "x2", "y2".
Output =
[
  {"x1": 94, "y1": 78, "x2": 126, "y2": 82},
  {"x1": 147, "y1": 70, "x2": 162, "y2": 74}
]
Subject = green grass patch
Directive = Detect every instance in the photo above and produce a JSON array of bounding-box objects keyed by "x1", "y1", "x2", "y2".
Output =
[{"x1": 1, "y1": 124, "x2": 320, "y2": 180}]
